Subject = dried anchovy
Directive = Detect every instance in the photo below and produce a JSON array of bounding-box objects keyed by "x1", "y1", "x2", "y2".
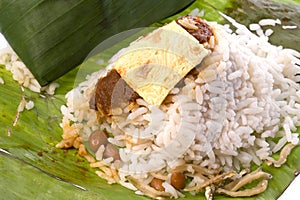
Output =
[
  {"x1": 185, "y1": 171, "x2": 236, "y2": 192},
  {"x1": 265, "y1": 143, "x2": 296, "y2": 167},
  {"x1": 224, "y1": 168, "x2": 271, "y2": 192},
  {"x1": 170, "y1": 164, "x2": 221, "y2": 176},
  {"x1": 191, "y1": 172, "x2": 209, "y2": 182},
  {"x1": 78, "y1": 144, "x2": 96, "y2": 163},
  {"x1": 216, "y1": 179, "x2": 268, "y2": 197},
  {"x1": 96, "y1": 171, "x2": 116, "y2": 184},
  {"x1": 239, "y1": 168, "x2": 251, "y2": 176},
  {"x1": 151, "y1": 172, "x2": 168, "y2": 181},
  {"x1": 127, "y1": 176, "x2": 171, "y2": 200},
  {"x1": 205, "y1": 185, "x2": 215, "y2": 200},
  {"x1": 222, "y1": 168, "x2": 250, "y2": 190}
]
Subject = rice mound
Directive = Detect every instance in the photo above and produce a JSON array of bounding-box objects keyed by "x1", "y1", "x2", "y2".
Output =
[{"x1": 57, "y1": 16, "x2": 300, "y2": 198}]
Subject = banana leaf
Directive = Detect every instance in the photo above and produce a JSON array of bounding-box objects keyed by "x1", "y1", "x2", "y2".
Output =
[
  {"x1": 0, "y1": 0, "x2": 194, "y2": 86},
  {"x1": 0, "y1": 0, "x2": 300, "y2": 199}
]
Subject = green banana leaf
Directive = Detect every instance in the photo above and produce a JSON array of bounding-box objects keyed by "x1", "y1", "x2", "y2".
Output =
[
  {"x1": 0, "y1": 0, "x2": 194, "y2": 86},
  {"x1": 0, "y1": 0, "x2": 300, "y2": 200}
]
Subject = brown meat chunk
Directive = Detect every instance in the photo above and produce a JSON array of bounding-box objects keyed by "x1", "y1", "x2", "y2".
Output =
[
  {"x1": 176, "y1": 15, "x2": 213, "y2": 44},
  {"x1": 90, "y1": 69, "x2": 140, "y2": 117}
]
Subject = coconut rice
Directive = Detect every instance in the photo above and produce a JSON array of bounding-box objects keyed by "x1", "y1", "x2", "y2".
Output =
[
  {"x1": 57, "y1": 15, "x2": 300, "y2": 199},
  {"x1": 0, "y1": 46, "x2": 60, "y2": 94}
]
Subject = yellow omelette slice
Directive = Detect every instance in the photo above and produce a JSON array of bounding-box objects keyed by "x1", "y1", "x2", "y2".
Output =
[{"x1": 113, "y1": 21, "x2": 210, "y2": 105}]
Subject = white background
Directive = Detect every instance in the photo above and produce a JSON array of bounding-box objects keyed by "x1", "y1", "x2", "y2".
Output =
[
  {"x1": 0, "y1": 33, "x2": 7, "y2": 49},
  {"x1": 0, "y1": 33, "x2": 299, "y2": 199}
]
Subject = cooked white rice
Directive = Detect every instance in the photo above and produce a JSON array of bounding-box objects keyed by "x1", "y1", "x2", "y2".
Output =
[
  {"x1": 25, "y1": 100, "x2": 35, "y2": 110},
  {"x1": 282, "y1": 25, "x2": 298, "y2": 30},
  {"x1": 0, "y1": 46, "x2": 60, "y2": 95},
  {"x1": 60, "y1": 16, "x2": 300, "y2": 198}
]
